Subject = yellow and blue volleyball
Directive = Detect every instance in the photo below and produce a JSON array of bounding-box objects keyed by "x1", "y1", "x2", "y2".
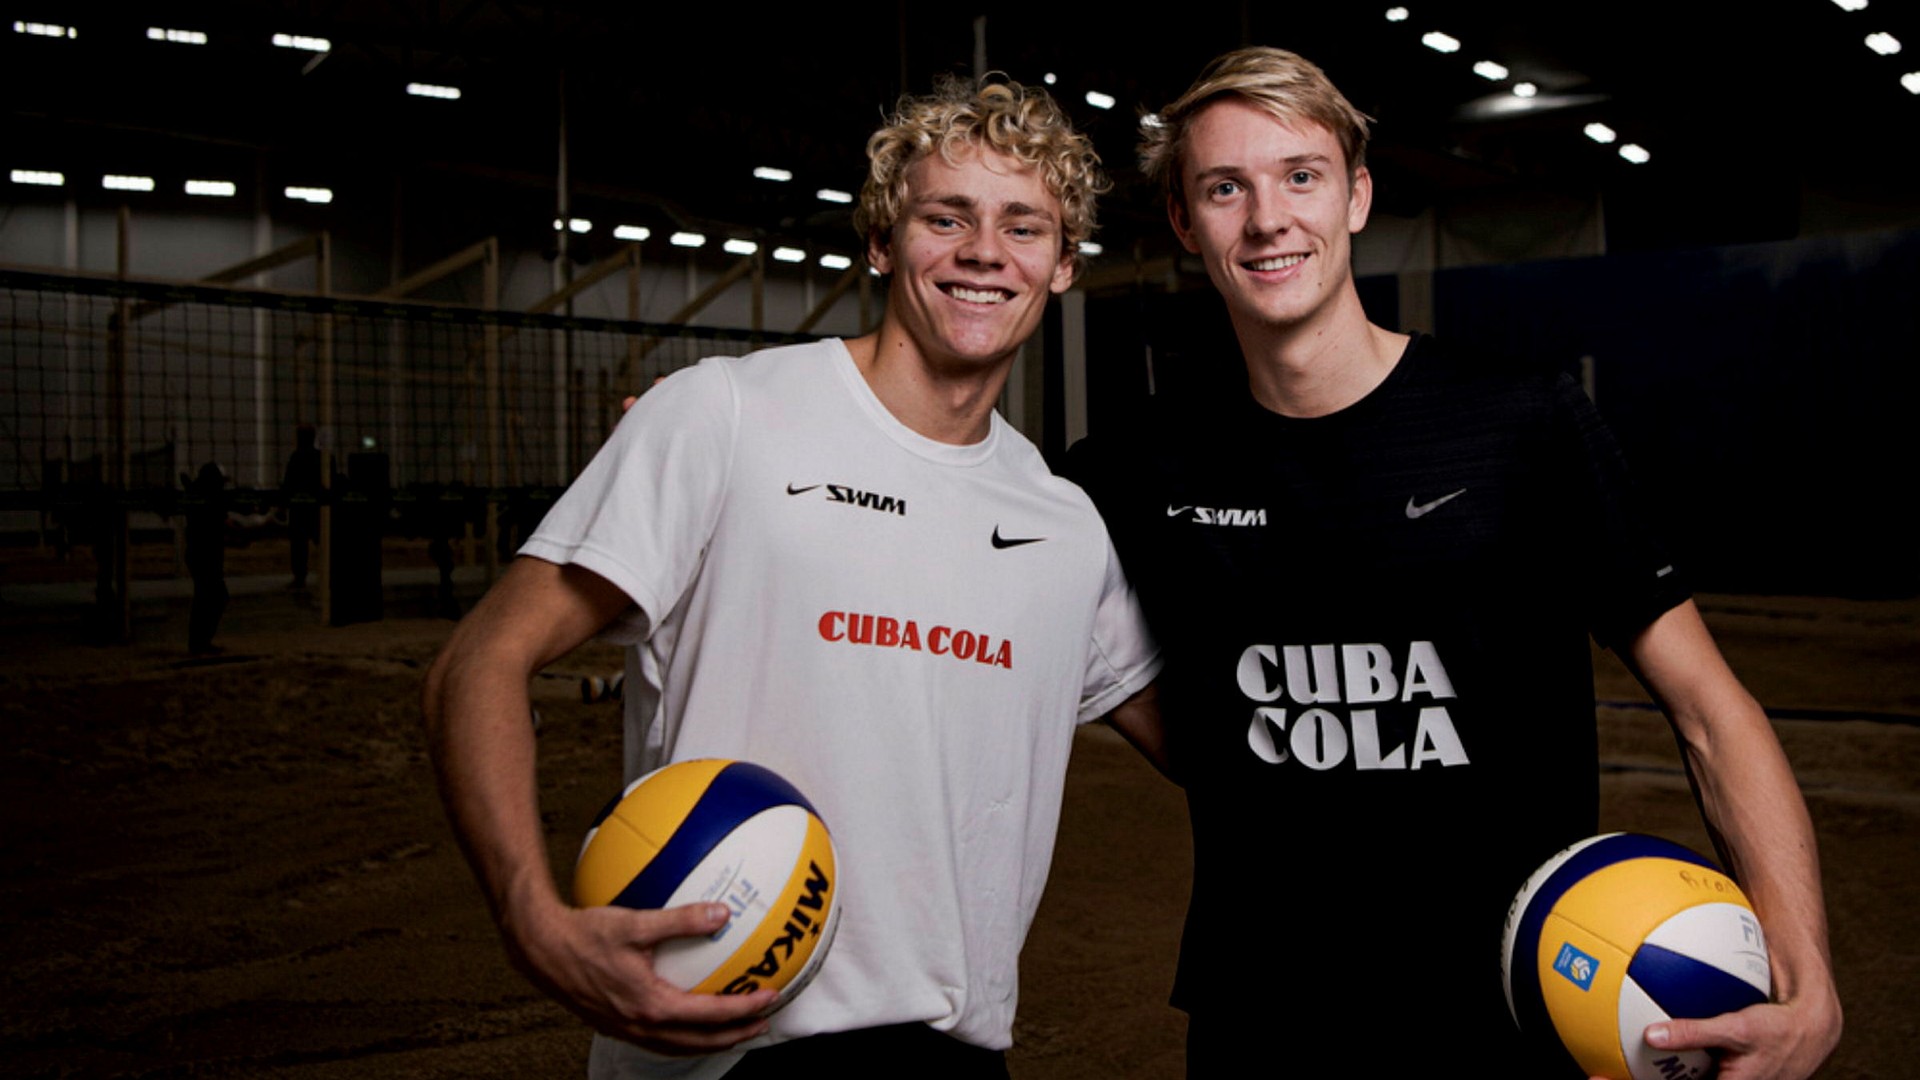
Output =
[
  {"x1": 573, "y1": 759, "x2": 840, "y2": 1009},
  {"x1": 1501, "y1": 833, "x2": 1771, "y2": 1080}
]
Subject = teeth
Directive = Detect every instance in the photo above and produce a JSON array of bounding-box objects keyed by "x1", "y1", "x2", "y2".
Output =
[
  {"x1": 1247, "y1": 254, "x2": 1307, "y2": 271},
  {"x1": 947, "y1": 286, "x2": 1008, "y2": 304}
]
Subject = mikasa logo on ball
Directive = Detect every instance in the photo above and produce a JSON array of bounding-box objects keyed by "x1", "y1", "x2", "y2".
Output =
[{"x1": 1553, "y1": 942, "x2": 1599, "y2": 991}]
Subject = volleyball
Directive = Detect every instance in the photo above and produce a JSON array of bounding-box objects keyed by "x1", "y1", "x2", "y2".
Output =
[
  {"x1": 1501, "y1": 833, "x2": 1772, "y2": 1080},
  {"x1": 574, "y1": 759, "x2": 840, "y2": 1009}
]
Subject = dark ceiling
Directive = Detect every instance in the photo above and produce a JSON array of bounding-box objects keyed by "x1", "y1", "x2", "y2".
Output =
[{"x1": 9, "y1": 1, "x2": 1920, "y2": 274}]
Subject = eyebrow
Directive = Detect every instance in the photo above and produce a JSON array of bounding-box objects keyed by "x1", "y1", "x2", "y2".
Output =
[
  {"x1": 1191, "y1": 153, "x2": 1335, "y2": 181},
  {"x1": 919, "y1": 194, "x2": 1058, "y2": 222}
]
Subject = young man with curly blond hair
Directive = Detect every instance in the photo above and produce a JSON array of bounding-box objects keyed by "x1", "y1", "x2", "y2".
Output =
[
  {"x1": 1072, "y1": 46, "x2": 1840, "y2": 1078},
  {"x1": 424, "y1": 76, "x2": 1159, "y2": 1079}
]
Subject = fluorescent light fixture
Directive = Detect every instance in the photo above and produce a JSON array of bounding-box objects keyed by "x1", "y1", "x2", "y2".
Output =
[
  {"x1": 1513, "y1": 81, "x2": 1538, "y2": 98},
  {"x1": 406, "y1": 82, "x2": 462, "y2": 100},
  {"x1": 11, "y1": 169, "x2": 65, "y2": 187},
  {"x1": 1583, "y1": 122, "x2": 1617, "y2": 144},
  {"x1": 286, "y1": 185, "x2": 333, "y2": 204},
  {"x1": 816, "y1": 188, "x2": 853, "y2": 204},
  {"x1": 1831, "y1": 0, "x2": 1868, "y2": 10},
  {"x1": 103, "y1": 174, "x2": 155, "y2": 192},
  {"x1": 1618, "y1": 144, "x2": 1651, "y2": 165},
  {"x1": 15, "y1": 21, "x2": 76, "y2": 38},
  {"x1": 1385, "y1": 7, "x2": 1410, "y2": 21},
  {"x1": 1866, "y1": 32, "x2": 1901, "y2": 55},
  {"x1": 722, "y1": 239, "x2": 758, "y2": 256},
  {"x1": 1085, "y1": 90, "x2": 1117, "y2": 110},
  {"x1": 569, "y1": 218, "x2": 591, "y2": 233},
  {"x1": 272, "y1": 33, "x2": 331, "y2": 52},
  {"x1": 752, "y1": 166, "x2": 793, "y2": 182},
  {"x1": 148, "y1": 27, "x2": 208, "y2": 44},
  {"x1": 186, "y1": 179, "x2": 237, "y2": 197},
  {"x1": 1140, "y1": 113, "x2": 1166, "y2": 129},
  {"x1": 772, "y1": 246, "x2": 807, "y2": 263},
  {"x1": 819, "y1": 253, "x2": 853, "y2": 270},
  {"x1": 1043, "y1": 72, "x2": 1057, "y2": 85},
  {"x1": 1422, "y1": 31, "x2": 1461, "y2": 53},
  {"x1": 1902, "y1": 71, "x2": 1920, "y2": 93},
  {"x1": 614, "y1": 224, "x2": 650, "y2": 241},
  {"x1": 1473, "y1": 60, "x2": 1508, "y2": 80},
  {"x1": 669, "y1": 231, "x2": 706, "y2": 248},
  {"x1": 1078, "y1": 241, "x2": 1104, "y2": 256}
]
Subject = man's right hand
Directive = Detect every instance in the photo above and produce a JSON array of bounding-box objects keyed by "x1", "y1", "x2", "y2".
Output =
[{"x1": 509, "y1": 898, "x2": 780, "y2": 1054}]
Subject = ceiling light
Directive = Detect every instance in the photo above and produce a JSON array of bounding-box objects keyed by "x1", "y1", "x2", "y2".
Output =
[
  {"x1": 1473, "y1": 60, "x2": 1508, "y2": 81},
  {"x1": 1901, "y1": 71, "x2": 1920, "y2": 93},
  {"x1": 1140, "y1": 113, "x2": 1165, "y2": 129},
  {"x1": 753, "y1": 166, "x2": 792, "y2": 182},
  {"x1": 272, "y1": 33, "x2": 331, "y2": 52},
  {"x1": 406, "y1": 82, "x2": 462, "y2": 100},
  {"x1": 722, "y1": 239, "x2": 758, "y2": 256},
  {"x1": 1078, "y1": 241, "x2": 1103, "y2": 256},
  {"x1": 614, "y1": 225, "x2": 650, "y2": 241},
  {"x1": 1618, "y1": 144, "x2": 1651, "y2": 164},
  {"x1": 186, "y1": 179, "x2": 237, "y2": 197},
  {"x1": 816, "y1": 188, "x2": 852, "y2": 204},
  {"x1": 11, "y1": 169, "x2": 65, "y2": 187},
  {"x1": 1513, "y1": 82, "x2": 1538, "y2": 98},
  {"x1": 1043, "y1": 72, "x2": 1057, "y2": 85},
  {"x1": 820, "y1": 253, "x2": 853, "y2": 270},
  {"x1": 103, "y1": 174, "x2": 155, "y2": 192},
  {"x1": 1085, "y1": 90, "x2": 1116, "y2": 110},
  {"x1": 1831, "y1": 0, "x2": 1868, "y2": 10},
  {"x1": 772, "y1": 247, "x2": 806, "y2": 263},
  {"x1": 1421, "y1": 31, "x2": 1460, "y2": 53},
  {"x1": 286, "y1": 186, "x2": 333, "y2": 203},
  {"x1": 14, "y1": 21, "x2": 76, "y2": 38},
  {"x1": 1584, "y1": 122, "x2": 1617, "y2": 144},
  {"x1": 669, "y1": 232, "x2": 706, "y2": 248},
  {"x1": 1866, "y1": 32, "x2": 1901, "y2": 54},
  {"x1": 148, "y1": 27, "x2": 208, "y2": 44},
  {"x1": 1386, "y1": 8, "x2": 1410, "y2": 22}
]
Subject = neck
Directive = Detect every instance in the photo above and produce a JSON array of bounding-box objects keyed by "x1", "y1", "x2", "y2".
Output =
[
  {"x1": 842, "y1": 322, "x2": 1011, "y2": 446},
  {"x1": 1233, "y1": 291, "x2": 1408, "y2": 418}
]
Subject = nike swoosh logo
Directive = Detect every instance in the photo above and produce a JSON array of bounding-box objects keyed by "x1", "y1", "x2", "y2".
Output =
[
  {"x1": 1405, "y1": 489, "x2": 1467, "y2": 519},
  {"x1": 991, "y1": 527, "x2": 1045, "y2": 549},
  {"x1": 1166, "y1": 505, "x2": 1193, "y2": 518},
  {"x1": 786, "y1": 482, "x2": 821, "y2": 495}
]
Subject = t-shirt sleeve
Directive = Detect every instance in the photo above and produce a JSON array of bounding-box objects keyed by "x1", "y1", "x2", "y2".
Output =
[
  {"x1": 519, "y1": 358, "x2": 738, "y2": 644},
  {"x1": 1554, "y1": 374, "x2": 1692, "y2": 649},
  {"x1": 1075, "y1": 532, "x2": 1162, "y2": 724}
]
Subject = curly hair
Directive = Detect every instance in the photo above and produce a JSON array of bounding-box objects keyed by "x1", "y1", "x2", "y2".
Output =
[
  {"x1": 1140, "y1": 47, "x2": 1372, "y2": 206},
  {"x1": 857, "y1": 75, "x2": 1109, "y2": 274}
]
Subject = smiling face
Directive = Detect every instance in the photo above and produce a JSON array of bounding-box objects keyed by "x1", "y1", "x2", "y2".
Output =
[
  {"x1": 869, "y1": 143, "x2": 1075, "y2": 376},
  {"x1": 1170, "y1": 97, "x2": 1372, "y2": 345}
]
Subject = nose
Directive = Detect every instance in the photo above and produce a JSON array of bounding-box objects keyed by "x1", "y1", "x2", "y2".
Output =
[
  {"x1": 1243, "y1": 185, "x2": 1291, "y2": 239},
  {"x1": 958, "y1": 225, "x2": 1007, "y2": 267}
]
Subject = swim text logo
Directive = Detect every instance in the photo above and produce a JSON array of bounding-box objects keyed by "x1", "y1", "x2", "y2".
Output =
[
  {"x1": 788, "y1": 481, "x2": 906, "y2": 516},
  {"x1": 1168, "y1": 504, "x2": 1267, "y2": 527},
  {"x1": 818, "y1": 610, "x2": 1013, "y2": 669},
  {"x1": 1238, "y1": 641, "x2": 1471, "y2": 770}
]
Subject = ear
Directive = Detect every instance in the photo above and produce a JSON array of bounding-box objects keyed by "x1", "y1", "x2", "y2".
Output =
[
  {"x1": 866, "y1": 230, "x2": 893, "y2": 276},
  {"x1": 1167, "y1": 192, "x2": 1201, "y2": 254},
  {"x1": 1347, "y1": 165, "x2": 1374, "y2": 235},
  {"x1": 1049, "y1": 248, "x2": 1075, "y2": 295}
]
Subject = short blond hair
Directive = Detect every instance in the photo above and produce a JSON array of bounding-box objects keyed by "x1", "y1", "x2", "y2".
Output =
[
  {"x1": 1140, "y1": 47, "x2": 1372, "y2": 205},
  {"x1": 857, "y1": 75, "x2": 1108, "y2": 273}
]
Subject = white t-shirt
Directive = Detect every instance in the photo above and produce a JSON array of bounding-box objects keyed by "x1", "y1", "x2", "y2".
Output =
[{"x1": 520, "y1": 339, "x2": 1160, "y2": 1075}]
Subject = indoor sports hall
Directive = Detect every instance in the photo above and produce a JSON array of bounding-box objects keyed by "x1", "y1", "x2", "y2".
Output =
[{"x1": 3, "y1": 5, "x2": 1914, "y2": 1076}]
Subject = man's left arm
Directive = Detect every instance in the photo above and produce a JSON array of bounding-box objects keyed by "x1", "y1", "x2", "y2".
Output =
[{"x1": 1622, "y1": 599, "x2": 1842, "y2": 1080}]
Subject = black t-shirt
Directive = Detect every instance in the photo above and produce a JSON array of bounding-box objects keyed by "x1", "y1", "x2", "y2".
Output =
[{"x1": 1068, "y1": 334, "x2": 1690, "y2": 1063}]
